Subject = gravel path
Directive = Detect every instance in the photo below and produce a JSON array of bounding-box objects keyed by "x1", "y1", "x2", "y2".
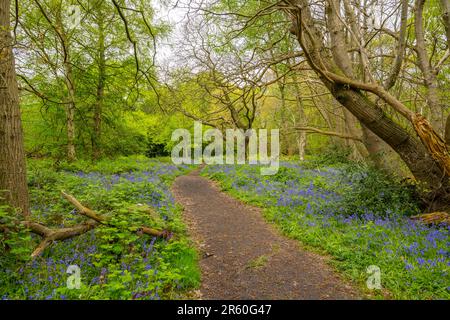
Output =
[{"x1": 172, "y1": 169, "x2": 360, "y2": 300}]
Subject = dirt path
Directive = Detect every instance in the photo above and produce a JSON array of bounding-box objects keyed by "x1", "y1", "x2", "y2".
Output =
[{"x1": 172, "y1": 169, "x2": 360, "y2": 300}]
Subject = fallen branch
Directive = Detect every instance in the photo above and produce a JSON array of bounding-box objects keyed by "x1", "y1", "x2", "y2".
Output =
[
  {"x1": 411, "y1": 212, "x2": 450, "y2": 225},
  {"x1": 24, "y1": 220, "x2": 98, "y2": 258},
  {"x1": 290, "y1": 126, "x2": 363, "y2": 142},
  {"x1": 61, "y1": 191, "x2": 107, "y2": 223},
  {"x1": 60, "y1": 191, "x2": 169, "y2": 238},
  {"x1": 1, "y1": 191, "x2": 171, "y2": 258}
]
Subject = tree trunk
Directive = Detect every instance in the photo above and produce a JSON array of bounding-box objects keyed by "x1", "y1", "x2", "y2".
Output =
[
  {"x1": 65, "y1": 84, "x2": 76, "y2": 162},
  {"x1": 440, "y1": 0, "x2": 450, "y2": 49},
  {"x1": 55, "y1": 8, "x2": 76, "y2": 162},
  {"x1": 277, "y1": 80, "x2": 289, "y2": 155},
  {"x1": 291, "y1": 68, "x2": 307, "y2": 160},
  {"x1": 361, "y1": 125, "x2": 398, "y2": 174},
  {"x1": 343, "y1": 108, "x2": 367, "y2": 160},
  {"x1": 285, "y1": 0, "x2": 449, "y2": 202},
  {"x1": 333, "y1": 86, "x2": 444, "y2": 187},
  {"x1": 93, "y1": 12, "x2": 106, "y2": 161},
  {"x1": 0, "y1": 0, "x2": 30, "y2": 216},
  {"x1": 415, "y1": 0, "x2": 444, "y2": 135}
]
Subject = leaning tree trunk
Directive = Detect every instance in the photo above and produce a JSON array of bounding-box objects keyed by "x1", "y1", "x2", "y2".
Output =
[
  {"x1": 284, "y1": 0, "x2": 450, "y2": 208},
  {"x1": 0, "y1": 0, "x2": 30, "y2": 216}
]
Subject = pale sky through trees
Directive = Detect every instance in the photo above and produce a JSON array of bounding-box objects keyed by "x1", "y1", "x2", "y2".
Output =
[{"x1": 152, "y1": 0, "x2": 188, "y2": 72}]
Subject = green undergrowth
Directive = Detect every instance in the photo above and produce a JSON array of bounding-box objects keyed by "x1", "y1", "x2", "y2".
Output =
[
  {"x1": 202, "y1": 161, "x2": 449, "y2": 300},
  {"x1": 0, "y1": 156, "x2": 200, "y2": 300}
]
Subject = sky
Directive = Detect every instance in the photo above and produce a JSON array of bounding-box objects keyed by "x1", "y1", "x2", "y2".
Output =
[{"x1": 152, "y1": 0, "x2": 189, "y2": 71}]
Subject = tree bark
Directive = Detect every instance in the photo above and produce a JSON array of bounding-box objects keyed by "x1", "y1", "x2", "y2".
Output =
[
  {"x1": 326, "y1": 0, "x2": 368, "y2": 161},
  {"x1": 415, "y1": 0, "x2": 444, "y2": 135},
  {"x1": 0, "y1": 0, "x2": 30, "y2": 216},
  {"x1": 441, "y1": 0, "x2": 450, "y2": 50},
  {"x1": 333, "y1": 86, "x2": 443, "y2": 187}
]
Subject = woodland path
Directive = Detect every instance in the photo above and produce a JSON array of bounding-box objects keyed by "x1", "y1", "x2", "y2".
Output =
[{"x1": 171, "y1": 169, "x2": 360, "y2": 300}]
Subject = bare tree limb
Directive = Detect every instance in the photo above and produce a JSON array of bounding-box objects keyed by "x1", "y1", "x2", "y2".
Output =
[
  {"x1": 4, "y1": 191, "x2": 172, "y2": 258},
  {"x1": 291, "y1": 126, "x2": 363, "y2": 142}
]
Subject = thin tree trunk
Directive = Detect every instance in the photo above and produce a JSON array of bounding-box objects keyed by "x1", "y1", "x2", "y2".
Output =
[
  {"x1": 65, "y1": 80, "x2": 76, "y2": 162},
  {"x1": 93, "y1": 13, "x2": 106, "y2": 161},
  {"x1": 0, "y1": 0, "x2": 30, "y2": 216},
  {"x1": 415, "y1": 0, "x2": 444, "y2": 134},
  {"x1": 291, "y1": 67, "x2": 307, "y2": 160},
  {"x1": 55, "y1": 8, "x2": 76, "y2": 162},
  {"x1": 277, "y1": 80, "x2": 290, "y2": 155}
]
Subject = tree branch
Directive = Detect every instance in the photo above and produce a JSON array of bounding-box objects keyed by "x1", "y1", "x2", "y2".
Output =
[
  {"x1": 10, "y1": 191, "x2": 171, "y2": 258},
  {"x1": 291, "y1": 126, "x2": 363, "y2": 142}
]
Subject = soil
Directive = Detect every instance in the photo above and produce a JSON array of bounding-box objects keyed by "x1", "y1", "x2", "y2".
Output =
[{"x1": 172, "y1": 169, "x2": 360, "y2": 300}]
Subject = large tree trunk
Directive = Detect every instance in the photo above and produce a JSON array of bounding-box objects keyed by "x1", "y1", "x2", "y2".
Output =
[
  {"x1": 361, "y1": 125, "x2": 398, "y2": 174},
  {"x1": 333, "y1": 86, "x2": 444, "y2": 187},
  {"x1": 0, "y1": 0, "x2": 30, "y2": 216},
  {"x1": 285, "y1": 0, "x2": 450, "y2": 207},
  {"x1": 343, "y1": 108, "x2": 367, "y2": 160}
]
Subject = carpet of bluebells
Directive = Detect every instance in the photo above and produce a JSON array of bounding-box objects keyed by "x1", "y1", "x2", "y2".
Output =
[
  {"x1": 0, "y1": 156, "x2": 200, "y2": 300},
  {"x1": 202, "y1": 162, "x2": 450, "y2": 299}
]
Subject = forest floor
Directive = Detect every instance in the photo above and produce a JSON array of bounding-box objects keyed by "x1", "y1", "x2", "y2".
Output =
[{"x1": 172, "y1": 169, "x2": 359, "y2": 299}]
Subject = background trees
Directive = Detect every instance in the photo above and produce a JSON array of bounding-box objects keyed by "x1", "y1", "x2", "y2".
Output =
[
  {"x1": 16, "y1": 0, "x2": 166, "y2": 161},
  {"x1": 167, "y1": 0, "x2": 450, "y2": 210},
  {"x1": 3, "y1": 0, "x2": 450, "y2": 212}
]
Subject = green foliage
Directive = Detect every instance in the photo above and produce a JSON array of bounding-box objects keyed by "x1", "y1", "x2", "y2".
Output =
[
  {"x1": 202, "y1": 162, "x2": 449, "y2": 299},
  {"x1": 0, "y1": 157, "x2": 199, "y2": 300},
  {"x1": 0, "y1": 206, "x2": 33, "y2": 263},
  {"x1": 338, "y1": 164, "x2": 420, "y2": 218},
  {"x1": 18, "y1": 0, "x2": 168, "y2": 160},
  {"x1": 303, "y1": 145, "x2": 352, "y2": 168}
]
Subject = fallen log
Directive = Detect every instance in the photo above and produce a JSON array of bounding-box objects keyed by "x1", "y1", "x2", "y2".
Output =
[
  {"x1": 1, "y1": 191, "x2": 171, "y2": 258},
  {"x1": 61, "y1": 191, "x2": 107, "y2": 223},
  {"x1": 60, "y1": 191, "x2": 170, "y2": 238},
  {"x1": 411, "y1": 212, "x2": 450, "y2": 225},
  {"x1": 24, "y1": 220, "x2": 98, "y2": 258}
]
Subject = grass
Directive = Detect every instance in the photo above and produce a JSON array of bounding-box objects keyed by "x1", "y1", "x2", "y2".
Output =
[{"x1": 246, "y1": 255, "x2": 269, "y2": 269}]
